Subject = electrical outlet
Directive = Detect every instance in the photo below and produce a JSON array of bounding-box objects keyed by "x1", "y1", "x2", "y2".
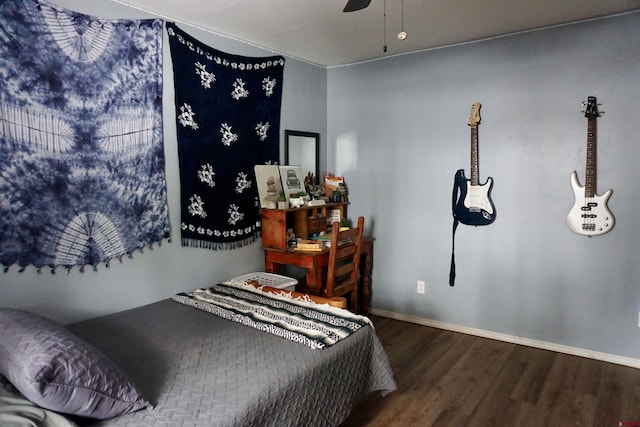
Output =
[{"x1": 417, "y1": 280, "x2": 425, "y2": 294}]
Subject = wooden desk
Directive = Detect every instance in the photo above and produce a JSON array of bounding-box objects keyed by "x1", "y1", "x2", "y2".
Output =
[{"x1": 263, "y1": 237, "x2": 374, "y2": 313}]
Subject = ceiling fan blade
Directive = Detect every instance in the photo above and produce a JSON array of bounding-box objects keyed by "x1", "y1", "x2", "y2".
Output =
[{"x1": 343, "y1": 0, "x2": 372, "y2": 12}]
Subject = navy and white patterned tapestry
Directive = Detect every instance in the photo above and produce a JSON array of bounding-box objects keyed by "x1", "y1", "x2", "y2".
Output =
[
  {"x1": 167, "y1": 23, "x2": 284, "y2": 250},
  {"x1": 0, "y1": 0, "x2": 169, "y2": 272}
]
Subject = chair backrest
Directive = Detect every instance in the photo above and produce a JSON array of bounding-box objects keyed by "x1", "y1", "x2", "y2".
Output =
[{"x1": 325, "y1": 216, "x2": 364, "y2": 309}]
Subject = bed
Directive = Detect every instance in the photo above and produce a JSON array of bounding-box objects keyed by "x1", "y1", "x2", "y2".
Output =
[{"x1": 0, "y1": 282, "x2": 396, "y2": 426}]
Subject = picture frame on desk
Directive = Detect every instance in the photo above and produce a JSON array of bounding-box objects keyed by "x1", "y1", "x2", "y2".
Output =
[
  {"x1": 279, "y1": 165, "x2": 305, "y2": 204},
  {"x1": 254, "y1": 165, "x2": 283, "y2": 209}
]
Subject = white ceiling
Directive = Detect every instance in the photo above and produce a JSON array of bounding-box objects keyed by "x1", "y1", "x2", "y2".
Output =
[{"x1": 112, "y1": 0, "x2": 640, "y2": 67}]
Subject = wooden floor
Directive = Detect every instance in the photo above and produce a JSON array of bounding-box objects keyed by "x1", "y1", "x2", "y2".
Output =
[{"x1": 341, "y1": 316, "x2": 640, "y2": 427}]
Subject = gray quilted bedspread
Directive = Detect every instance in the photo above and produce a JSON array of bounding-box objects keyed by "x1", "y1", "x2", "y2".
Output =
[{"x1": 67, "y1": 299, "x2": 396, "y2": 427}]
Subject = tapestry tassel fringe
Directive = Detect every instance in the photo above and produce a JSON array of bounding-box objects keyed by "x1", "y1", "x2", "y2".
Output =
[
  {"x1": 1, "y1": 237, "x2": 170, "y2": 274},
  {"x1": 180, "y1": 233, "x2": 259, "y2": 251}
]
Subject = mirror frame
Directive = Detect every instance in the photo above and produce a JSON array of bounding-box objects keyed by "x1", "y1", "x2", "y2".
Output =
[{"x1": 284, "y1": 130, "x2": 320, "y2": 184}]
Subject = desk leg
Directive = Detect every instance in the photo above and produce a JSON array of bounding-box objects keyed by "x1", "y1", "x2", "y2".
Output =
[
  {"x1": 360, "y1": 249, "x2": 373, "y2": 314},
  {"x1": 300, "y1": 259, "x2": 323, "y2": 295},
  {"x1": 311, "y1": 262, "x2": 324, "y2": 293},
  {"x1": 264, "y1": 256, "x2": 278, "y2": 274}
]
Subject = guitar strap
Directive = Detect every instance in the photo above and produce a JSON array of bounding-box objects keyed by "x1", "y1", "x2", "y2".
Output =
[{"x1": 449, "y1": 170, "x2": 462, "y2": 286}]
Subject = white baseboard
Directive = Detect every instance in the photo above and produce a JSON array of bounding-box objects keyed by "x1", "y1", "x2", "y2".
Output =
[{"x1": 369, "y1": 308, "x2": 640, "y2": 370}]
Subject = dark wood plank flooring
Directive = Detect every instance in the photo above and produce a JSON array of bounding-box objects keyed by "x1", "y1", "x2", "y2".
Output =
[{"x1": 341, "y1": 316, "x2": 640, "y2": 427}]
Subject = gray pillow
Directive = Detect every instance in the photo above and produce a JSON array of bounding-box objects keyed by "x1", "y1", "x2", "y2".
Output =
[{"x1": 0, "y1": 307, "x2": 150, "y2": 420}]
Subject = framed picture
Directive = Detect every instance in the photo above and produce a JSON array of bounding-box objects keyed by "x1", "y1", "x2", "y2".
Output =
[
  {"x1": 279, "y1": 165, "x2": 305, "y2": 203},
  {"x1": 254, "y1": 165, "x2": 283, "y2": 209}
]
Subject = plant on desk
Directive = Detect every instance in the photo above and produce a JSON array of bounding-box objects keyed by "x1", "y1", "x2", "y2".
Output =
[
  {"x1": 340, "y1": 217, "x2": 352, "y2": 229},
  {"x1": 307, "y1": 185, "x2": 325, "y2": 200}
]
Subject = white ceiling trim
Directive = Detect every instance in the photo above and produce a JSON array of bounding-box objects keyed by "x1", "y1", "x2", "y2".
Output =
[
  {"x1": 333, "y1": 10, "x2": 640, "y2": 69},
  {"x1": 106, "y1": 0, "x2": 640, "y2": 68},
  {"x1": 109, "y1": 0, "x2": 323, "y2": 66}
]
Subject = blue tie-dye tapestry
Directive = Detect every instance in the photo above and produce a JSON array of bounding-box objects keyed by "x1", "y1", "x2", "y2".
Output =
[
  {"x1": 0, "y1": 0, "x2": 169, "y2": 272},
  {"x1": 167, "y1": 23, "x2": 284, "y2": 250}
]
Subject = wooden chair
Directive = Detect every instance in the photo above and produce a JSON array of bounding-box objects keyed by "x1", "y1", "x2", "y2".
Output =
[{"x1": 323, "y1": 216, "x2": 364, "y2": 312}]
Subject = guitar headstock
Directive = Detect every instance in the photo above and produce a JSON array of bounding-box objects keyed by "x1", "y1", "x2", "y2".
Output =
[
  {"x1": 468, "y1": 102, "x2": 481, "y2": 126},
  {"x1": 583, "y1": 96, "x2": 601, "y2": 118}
]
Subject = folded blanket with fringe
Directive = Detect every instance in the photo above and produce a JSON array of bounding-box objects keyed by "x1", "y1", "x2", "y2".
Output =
[{"x1": 172, "y1": 282, "x2": 371, "y2": 350}]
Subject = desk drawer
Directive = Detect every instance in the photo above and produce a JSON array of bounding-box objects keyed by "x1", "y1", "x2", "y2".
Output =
[{"x1": 307, "y1": 216, "x2": 327, "y2": 235}]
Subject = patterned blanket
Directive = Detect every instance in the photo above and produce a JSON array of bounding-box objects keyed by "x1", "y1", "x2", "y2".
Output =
[
  {"x1": 172, "y1": 283, "x2": 372, "y2": 349},
  {"x1": 0, "y1": 0, "x2": 169, "y2": 272}
]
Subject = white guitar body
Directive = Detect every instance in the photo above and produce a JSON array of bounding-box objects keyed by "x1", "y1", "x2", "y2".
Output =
[
  {"x1": 566, "y1": 171, "x2": 614, "y2": 236},
  {"x1": 463, "y1": 178, "x2": 494, "y2": 215}
]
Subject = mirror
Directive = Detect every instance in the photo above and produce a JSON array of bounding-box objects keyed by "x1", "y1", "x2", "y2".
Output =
[{"x1": 285, "y1": 130, "x2": 319, "y2": 184}]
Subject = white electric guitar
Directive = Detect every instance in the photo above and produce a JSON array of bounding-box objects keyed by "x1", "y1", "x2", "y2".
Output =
[{"x1": 566, "y1": 96, "x2": 614, "y2": 236}]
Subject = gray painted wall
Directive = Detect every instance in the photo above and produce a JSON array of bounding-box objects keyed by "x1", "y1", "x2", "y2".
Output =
[
  {"x1": 1, "y1": 0, "x2": 327, "y2": 324},
  {"x1": 327, "y1": 13, "x2": 640, "y2": 360}
]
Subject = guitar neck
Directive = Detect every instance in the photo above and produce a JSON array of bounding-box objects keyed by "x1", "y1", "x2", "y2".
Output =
[
  {"x1": 585, "y1": 115, "x2": 597, "y2": 197},
  {"x1": 470, "y1": 125, "x2": 479, "y2": 186}
]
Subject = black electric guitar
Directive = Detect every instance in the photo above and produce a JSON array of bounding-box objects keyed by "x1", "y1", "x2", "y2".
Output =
[
  {"x1": 566, "y1": 96, "x2": 614, "y2": 236},
  {"x1": 452, "y1": 102, "x2": 496, "y2": 226}
]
